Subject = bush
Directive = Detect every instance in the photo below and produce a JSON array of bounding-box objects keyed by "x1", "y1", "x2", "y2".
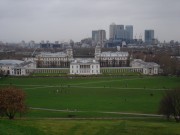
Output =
[{"x1": 159, "y1": 88, "x2": 180, "y2": 122}]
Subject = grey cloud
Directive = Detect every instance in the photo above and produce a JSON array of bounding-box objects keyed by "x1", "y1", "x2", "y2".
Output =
[{"x1": 0, "y1": 0, "x2": 179, "y2": 42}]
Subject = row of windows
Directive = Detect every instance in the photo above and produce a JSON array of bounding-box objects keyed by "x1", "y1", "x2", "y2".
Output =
[
  {"x1": 26, "y1": 69, "x2": 68, "y2": 74},
  {"x1": 102, "y1": 69, "x2": 143, "y2": 73},
  {"x1": 101, "y1": 61, "x2": 126, "y2": 64},
  {"x1": 40, "y1": 57, "x2": 68, "y2": 61},
  {"x1": 42, "y1": 61, "x2": 69, "y2": 64},
  {"x1": 71, "y1": 65, "x2": 99, "y2": 69},
  {"x1": 100, "y1": 57, "x2": 127, "y2": 60},
  {"x1": 144, "y1": 69, "x2": 158, "y2": 74},
  {"x1": 0, "y1": 66, "x2": 10, "y2": 69},
  {"x1": 71, "y1": 70, "x2": 99, "y2": 74}
]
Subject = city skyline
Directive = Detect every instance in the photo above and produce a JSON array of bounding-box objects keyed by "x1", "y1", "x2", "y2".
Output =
[{"x1": 0, "y1": 0, "x2": 180, "y2": 43}]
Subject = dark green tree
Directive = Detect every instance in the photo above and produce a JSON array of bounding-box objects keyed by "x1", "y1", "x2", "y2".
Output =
[{"x1": 159, "y1": 88, "x2": 180, "y2": 122}]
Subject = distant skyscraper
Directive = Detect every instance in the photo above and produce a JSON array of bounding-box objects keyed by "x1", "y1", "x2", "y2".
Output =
[
  {"x1": 115, "y1": 25, "x2": 124, "y2": 40},
  {"x1": 109, "y1": 24, "x2": 133, "y2": 41},
  {"x1": 109, "y1": 23, "x2": 116, "y2": 40},
  {"x1": 92, "y1": 30, "x2": 106, "y2": 47},
  {"x1": 145, "y1": 30, "x2": 154, "y2": 44},
  {"x1": 92, "y1": 30, "x2": 99, "y2": 43},
  {"x1": 125, "y1": 25, "x2": 133, "y2": 40},
  {"x1": 98, "y1": 30, "x2": 106, "y2": 46}
]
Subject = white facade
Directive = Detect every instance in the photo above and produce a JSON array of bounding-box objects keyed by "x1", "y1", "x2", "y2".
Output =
[
  {"x1": 95, "y1": 45, "x2": 129, "y2": 60},
  {"x1": 1, "y1": 47, "x2": 161, "y2": 76},
  {"x1": 35, "y1": 48, "x2": 73, "y2": 68},
  {"x1": 10, "y1": 61, "x2": 36, "y2": 76},
  {"x1": 131, "y1": 59, "x2": 160, "y2": 75},
  {"x1": 0, "y1": 60, "x2": 36, "y2": 76},
  {"x1": 70, "y1": 59, "x2": 100, "y2": 75},
  {"x1": 0, "y1": 60, "x2": 24, "y2": 75},
  {"x1": 95, "y1": 45, "x2": 129, "y2": 67}
]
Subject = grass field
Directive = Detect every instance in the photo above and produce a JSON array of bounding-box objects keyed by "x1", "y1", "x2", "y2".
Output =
[
  {"x1": 1, "y1": 119, "x2": 180, "y2": 135},
  {"x1": 0, "y1": 76, "x2": 179, "y2": 116},
  {"x1": 0, "y1": 76, "x2": 180, "y2": 135}
]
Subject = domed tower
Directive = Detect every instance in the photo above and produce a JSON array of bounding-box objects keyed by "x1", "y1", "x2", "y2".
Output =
[
  {"x1": 66, "y1": 46, "x2": 73, "y2": 59},
  {"x1": 95, "y1": 45, "x2": 101, "y2": 60}
]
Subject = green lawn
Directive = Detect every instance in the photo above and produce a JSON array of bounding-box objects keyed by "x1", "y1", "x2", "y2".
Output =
[
  {"x1": 0, "y1": 76, "x2": 180, "y2": 135},
  {"x1": 0, "y1": 119, "x2": 180, "y2": 135},
  {"x1": 0, "y1": 76, "x2": 179, "y2": 117}
]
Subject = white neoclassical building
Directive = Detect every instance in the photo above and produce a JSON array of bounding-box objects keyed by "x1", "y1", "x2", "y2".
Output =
[
  {"x1": 95, "y1": 45, "x2": 129, "y2": 67},
  {"x1": 130, "y1": 59, "x2": 160, "y2": 75},
  {"x1": 0, "y1": 60, "x2": 36, "y2": 76},
  {"x1": 70, "y1": 58, "x2": 100, "y2": 75},
  {"x1": 34, "y1": 47, "x2": 73, "y2": 68},
  {"x1": 0, "y1": 60, "x2": 23, "y2": 75},
  {"x1": 11, "y1": 61, "x2": 36, "y2": 76},
  {"x1": 1, "y1": 46, "x2": 160, "y2": 76}
]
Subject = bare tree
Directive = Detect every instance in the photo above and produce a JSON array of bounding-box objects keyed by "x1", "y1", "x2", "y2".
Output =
[
  {"x1": 36, "y1": 59, "x2": 43, "y2": 68},
  {"x1": 0, "y1": 86, "x2": 27, "y2": 119},
  {"x1": 159, "y1": 88, "x2": 180, "y2": 122}
]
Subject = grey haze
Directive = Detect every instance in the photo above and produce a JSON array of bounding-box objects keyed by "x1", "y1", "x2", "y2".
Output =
[{"x1": 0, "y1": 0, "x2": 179, "y2": 42}]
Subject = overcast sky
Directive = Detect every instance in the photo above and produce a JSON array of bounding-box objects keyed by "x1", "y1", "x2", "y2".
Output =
[{"x1": 0, "y1": 0, "x2": 179, "y2": 43}]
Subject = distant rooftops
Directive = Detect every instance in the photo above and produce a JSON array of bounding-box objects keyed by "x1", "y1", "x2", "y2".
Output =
[
  {"x1": 37, "y1": 52, "x2": 67, "y2": 57},
  {"x1": 71, "y1": 58, "x2": 99, "y2": 65},
  {"x1": 132, "y1": 59, "x2": 159, "y2": 68},
  {"x1": 100, "y1": 51, "x2": 129, "y2": 57},
  {"x1": 0, "y1": 60, "x2": 24, "y2": 65},
  {"x1": 15, "y1": 61, "x2": 34, "y2": 68}
]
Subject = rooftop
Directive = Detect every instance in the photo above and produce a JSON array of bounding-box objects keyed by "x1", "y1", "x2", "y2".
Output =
[
  {"x1": 37, "y1": 52, "x2": 67, "y2": 57},
  {"x1": 15, "y1": 61, "x2": 34, "y2": 68},
  {"x1": 132, "y1": 59, "x2": 159, "y2": 68},
  {"x1": 100, "y1": 51, "x2": 129, "y2": 57},
  {"x1": 71, "y1": 58, "x2": 99, "y2": 65},
  {"x1": 0, "y1": 60, "x2": 24, "y2": 65}
]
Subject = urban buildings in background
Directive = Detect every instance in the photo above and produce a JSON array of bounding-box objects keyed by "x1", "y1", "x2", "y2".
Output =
[
  {"x1": 91, "y1": 23, "x2": 135, "y2": 48},
  {"x1": 2, "y1": 22, "x2": 180, "y2": 49},
  {"x1": 144, "y1": 30, "x2": 155, "y2": 44},
  {"x1": 106, "y1": 23, "x2": 134, "y2": 48},
  {"x1": 92, "y1": 30, "x2": 106, "y2": 47},
  {"x1": 109, "y1": 23, "x2": 133, "y2": 41},
  {"x1": 126, "y1": 25, "x2": 133, "y2": 40}
]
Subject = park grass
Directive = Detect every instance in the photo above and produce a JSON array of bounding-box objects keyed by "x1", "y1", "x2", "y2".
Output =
[
  {"x1": 25, "y1": 88, "x2": 162, "y2": 113},
  {"x1": 0, "y1": 119, "x2": 180, "y2": 135},
  {"x1": 30, "y1": 70, "x2": 141, "y2": 76},
  {"x1": 0, "y1": 76, "x2": 180, "y2": 135},
  {"x1": 31, "y1": 73, "x2": 67, "y2": 77},
  {"x1": 26, "y1": 109, "x2": 161, "y2": 118},
  {"x1": 0, "y1": 76, "x2": 179, "y2": 116}
]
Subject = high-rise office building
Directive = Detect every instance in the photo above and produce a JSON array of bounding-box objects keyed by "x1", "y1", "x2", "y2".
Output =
[
  {"x1": 92, "y1": 30, "x2": 106, "y2": 47},
  {"x1": 145, "y1": 30, "x2": 154, "y2": 44},
  {"x1": 109, "y1": 23, "x2": 116, "y2": 40},
  {"x1": 98, "y1": 30, "x2": 106, "y2": 46},
  {"x1": 92, "y1": 30, "x2": 99, "y2": 43},
  {"x1": 109, "y1": 23, "x2": 133, "y2": 41},
  {"x1": 115, "y1": 25, "x2": 124, "y2": 40},
  {"x1": 125, "y1": 25, "x2": 133, "y2": 40}
]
